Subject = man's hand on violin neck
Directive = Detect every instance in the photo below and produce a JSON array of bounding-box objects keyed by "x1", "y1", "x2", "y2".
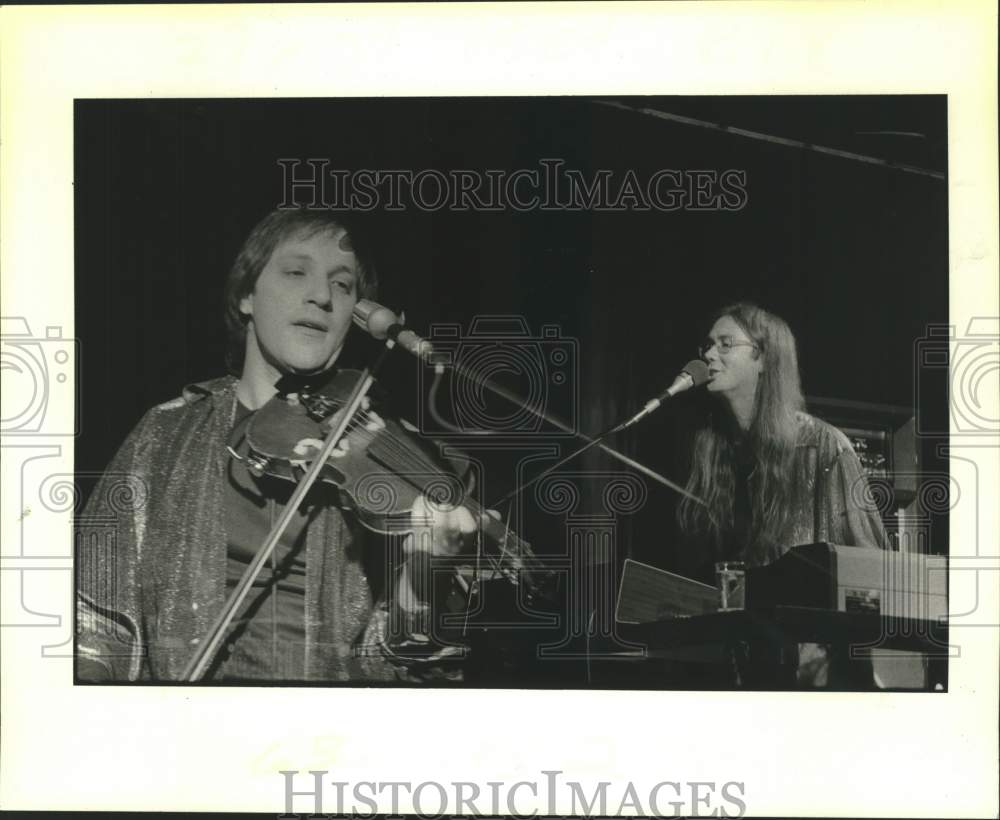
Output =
[{"x1": 405, "y1": 493, "x2": 479, "y2": 556}]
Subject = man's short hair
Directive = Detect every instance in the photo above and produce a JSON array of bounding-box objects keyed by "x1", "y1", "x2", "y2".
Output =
[{"x1": 223, "y1": 208, "x2": 378, "y2": 374}]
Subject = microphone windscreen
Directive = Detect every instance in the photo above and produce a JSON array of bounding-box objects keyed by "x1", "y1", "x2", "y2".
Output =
[
  {"x1": 682, "y1": 359, "x2": 711, "y2": 386},
  {"x1": 352, "y1": 298, "x2": 377, "y2": 330},
  {"x1": 352, "y1": 299, "x2": 399, "y2": 340}
]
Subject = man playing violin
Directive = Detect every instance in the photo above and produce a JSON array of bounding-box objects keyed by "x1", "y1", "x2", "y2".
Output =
[{"x1": 76, "y1": 208, "x2": 476, "y2": 682}]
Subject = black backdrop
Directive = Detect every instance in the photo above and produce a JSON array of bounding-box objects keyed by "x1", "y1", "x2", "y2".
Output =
[{"x1": 75, "y1": 96, "x2": 950, "y2": 567}]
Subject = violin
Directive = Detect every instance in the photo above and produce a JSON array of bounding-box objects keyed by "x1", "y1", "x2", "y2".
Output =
[
  {"x1": 240, "y1": 368, "x2": 545, "y2": 590},
  {"x1": 182, "y1": 366, "x2": 552, "y2": 681}
]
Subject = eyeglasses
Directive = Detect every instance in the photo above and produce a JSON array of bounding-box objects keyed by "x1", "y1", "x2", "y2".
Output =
[{"x1": 698, "y1": 336, "x2": 758, "y2": 358}]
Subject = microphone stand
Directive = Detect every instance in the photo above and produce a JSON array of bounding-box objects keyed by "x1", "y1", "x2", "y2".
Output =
[
  {"x1": 485, "y1": 400, "x2": 670, "y2": 511},
  {"x1": 353, "y1": 300, "x2": 701, "y2": 505},
  {"x1": 432, "y1": 357, "x2": 707, "y2": 507}
]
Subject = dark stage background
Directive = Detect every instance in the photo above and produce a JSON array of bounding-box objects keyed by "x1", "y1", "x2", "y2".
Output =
[{"x1": 75, "y1": 96, "x2": 950, "y2": 571}]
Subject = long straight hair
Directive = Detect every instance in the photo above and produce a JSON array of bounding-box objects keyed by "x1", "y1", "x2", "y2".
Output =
[{"x1": 677, "y1": 302, "x2": 806, "y2": 564}]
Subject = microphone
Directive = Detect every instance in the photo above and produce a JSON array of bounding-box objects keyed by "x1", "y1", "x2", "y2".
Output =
[
  {"x1": 620, "y1": 359, "x2": 710, "y2": 429},
  {"x1": 352, "y1": 299, "x2": 433, "y2": 361},
  {"x1": 652, "y1": 358, "x2": 711, "y2": 403}
]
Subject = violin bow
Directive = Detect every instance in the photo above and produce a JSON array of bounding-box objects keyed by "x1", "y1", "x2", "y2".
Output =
[{"x1": 180, "y1": 361, "x2": 385, "y2": 681}]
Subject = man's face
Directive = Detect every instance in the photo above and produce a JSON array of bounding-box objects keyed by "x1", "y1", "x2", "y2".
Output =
[
  {"x1": 240, "y1": 229, "x2": 359, "y2": 376},
  {"x1": 702, "y1": 315, "x2": 763, "y2": 397}
]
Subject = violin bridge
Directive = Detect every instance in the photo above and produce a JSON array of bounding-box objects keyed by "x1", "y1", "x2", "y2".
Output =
[{"x1": 300, "y1": 392, "x2": 339, "y2": 422}]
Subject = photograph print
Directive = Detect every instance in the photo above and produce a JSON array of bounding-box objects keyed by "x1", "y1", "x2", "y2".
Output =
[{"x1": 73, "y1": 95, "x2": 950, "y2": 690}]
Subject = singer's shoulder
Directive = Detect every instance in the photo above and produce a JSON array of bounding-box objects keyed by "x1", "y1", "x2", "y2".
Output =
[
  {"x1": 793, "y1": 412, "x2": 854, "y2": 456},
  {"x1": 111, "y1": 376, "x2": 237, "y2": 463},
  {"x1": 151, "y1": 375, "x2": 238, "y2": 413}
]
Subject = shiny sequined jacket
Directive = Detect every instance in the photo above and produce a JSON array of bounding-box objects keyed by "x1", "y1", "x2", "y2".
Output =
[
  {"x1": 679, "y1": 412, "x2": 888, "y2": 580},
  {"x1": 75, "y1": 376, "x2": 400, "y2": 682},
  {"x1": 759, "y1": 411, "x2": 889, "y2": 561}
]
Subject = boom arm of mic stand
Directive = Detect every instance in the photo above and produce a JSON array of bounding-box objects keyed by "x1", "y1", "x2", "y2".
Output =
[{"x1": 442, "y1": 359, "x2": 706, "y2": 507}]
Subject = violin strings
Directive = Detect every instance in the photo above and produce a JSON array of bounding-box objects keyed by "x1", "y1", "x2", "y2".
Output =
[
  {"x1": 331, "y1": 409, "x2": 436, "y2": 475},
  {"x1": 328, "y1": 407, "x2": 539, "y2": 570},
  {"x1": 351, "y1": 411, "x2": 449, "y2": 477}
]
